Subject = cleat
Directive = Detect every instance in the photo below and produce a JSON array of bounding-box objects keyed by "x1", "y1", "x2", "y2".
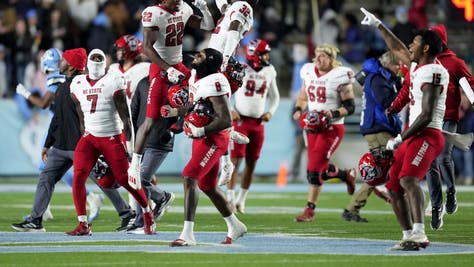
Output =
[
  {"x1": 221, "y1": 236, "x2": 233, "y2": 244},
  {"x1": 42, "y1": 205, "x2": 54, "y2": 221},
  {"x1": 126, "y1": 225, "x2": 145, "y2": 234},
  {"x1": 230, "y1": 129, "x2": 249, "y2": 144},
  {"x1": 218, "y1": 162, "x2": 234, "y2": 186},
  {"x1": 153, "y1": 192, "x2": 175, "y2": 221},
  {"x1": 445, "y1": 191, "x2": 458, "y2": 214},
  {"x1": 294, "y1": 207, "x2": 315, "y2": 222},
  {"x1": 406, "y1": 231, "x2": 430, "y2": 248},
  {"x1": 228, "y1": 220, "x2": 247, "y2": 241},
  {"x1": 169, "y1": 238, "x2": 196, "y2": 247},
  {"x1": 87, "y1": 192, "x2": 104, "y2": 222},
  {"x1": 345, "y1": 168, "x2": 356, "y2": 195},
  {"x1": 235, "y1": 201, "x2": 245, "y2": 214},
  {"x1": 66, "y1": 222, "x2": 91, "y2": 236},
  {"x1": 390, "y1": 241, "x2": 421, "y2": 251},
  {"x1": 430, "y1": 206, "x2": 444, "y2": 230},
  {"x1": 143, "y1": 211, "x2": 156, "y2": 235},
  {"x1": 341, "y1": 209, "x2": 368, "y2": 223},
  {"x1": 11, "y1": 220, "x2": 45, "y2": 233},
  {"x1": 116, "y1": 211, "x2": 136, "y2": 232}
]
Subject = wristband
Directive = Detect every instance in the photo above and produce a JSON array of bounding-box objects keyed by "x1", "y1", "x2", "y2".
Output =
[
  {"x1": 330, "y1": 109, "x2": 341, "y2": 118},
  {"x1": 293, "y1": 106, "x2": 302, "y2": 113}
]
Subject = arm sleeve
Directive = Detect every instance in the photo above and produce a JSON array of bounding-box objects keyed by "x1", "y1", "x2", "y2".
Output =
[
  {"x1": 199, "y1": 5, "x2": 215, "y2": 30},
  {"x1": 390, "y1": 72, "x2": 410, "y2": 112},
  {"x1": 222, "y1": 30, "x2": 240, "y2": 59},
  {"x1": 267, "y1": 69, "x2": 280, "y2": 115}
]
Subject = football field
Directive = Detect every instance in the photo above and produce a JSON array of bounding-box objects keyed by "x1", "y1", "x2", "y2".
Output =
[{"x1": 1, "y1": 179, "x2": 474, "y2": 266}]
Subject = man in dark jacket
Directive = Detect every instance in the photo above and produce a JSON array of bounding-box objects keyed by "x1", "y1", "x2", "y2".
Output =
[
  {"x1": 123, "y1": 76, "x2": 177, "y2": 233},
  {"x1": 342, "y1": 51, "x2": 402, "y2": 222}
]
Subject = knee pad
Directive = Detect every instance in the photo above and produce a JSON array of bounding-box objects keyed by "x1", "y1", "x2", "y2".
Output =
[{"x1": 306, "y1": 171, "x2": 323, "y2": 186}]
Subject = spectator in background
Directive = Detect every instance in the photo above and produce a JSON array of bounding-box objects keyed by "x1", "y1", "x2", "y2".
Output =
[
  {"x1": 391, "y1": 5, "x2": 416, "y2": 47},
  {"x1": 13, "y1": 17, "x2": 33, "y2": 86},
  {"x1": 87, "y1": 12, "x2": 116, "y2": 53},
  {"x1": 23, "y1": 50, "x2": 46, "y2": 95},
  {"x1": 408, "y1": 0, "x2": 428, "y2": 29},
  {"x1": 342, "y1": 13, "x2": 365, "y2": 63},
  {"x1": 25, "y1": 9, "x2": 41, "y2": 54},
  {"x1": 41, "y1": 8, "x2": 68, "y2": 51},
  {"x1": 0, "y1": 44, "x2": 7, "y2": 97}
]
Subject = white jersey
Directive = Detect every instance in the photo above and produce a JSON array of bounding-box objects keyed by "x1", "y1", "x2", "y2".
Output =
[
  {"x1": 109, "y1": 62, "x2": 150, "y2": 99},
  {"x1": 141, "y1": 3, "x2": 194, "y2": 65},
  {"x1": 208, "y1": 1, "x2": 253, "y2": 54},
  {"x1": 70, "y1": 71, "x2": 127, "y2": 137},
  {"x1": 189, "y1": 70, "x2": 231, "y2": 101},
  {"x1": 408, "y1": 62, "x2": 448, "y2": 130},
  {"x1": 300, "y1": 63, "x2": 355, "y2": 125},
  {"x1": 233, "y1": 64, "x2": 279, "y2": 118}
]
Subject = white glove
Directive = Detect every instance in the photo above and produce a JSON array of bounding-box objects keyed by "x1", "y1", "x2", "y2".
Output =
[
  {"x1": 360, "y1": 8, "x2": 381, "y2": 27},
  {"x1": 230, "y1": 128, "x2": 249, "y2": 144},
  {"x1": 194, "y1": 0, "x2": 207, "y2": 10},
  {"x1": 220, "y1": 55, "x2": 230, "y2": 72},
  {"x1": 166, "y1": 67, "x2": 185, "y2": 84},
  {"x1": 183, "y1": 121, "x2": 205, "y2": 138},
  {"x1": 16, "y1": 83, "x2": 31, "y2": 99},
  {"x1": 127, "y1": 153, "x2": 142, "y2": 190},
  {"x1": 386, "y1": 134, "x2": 403, "y2": 151}
]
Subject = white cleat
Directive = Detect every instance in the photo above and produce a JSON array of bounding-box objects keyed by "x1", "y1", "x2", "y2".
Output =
[
  {"x1": 235, "y1": 200, "x2": 245, "y2": 214},
  {"x1": 42, "y1": 205, "x2": 54, "y2": 221},
  {"x1": 87, "y1": 192, "x2": 104, "y2": 222},
  {"x1": 218, "y1": 162, "x2": 234, "y2": 186},
  {"x1": 222, "y1": 220, "x2": 247, "y2": 244},
  {"x1": 170, "y1": 236, "x2": 197, "y2": 247},
  {"x1": 230, "y1": 130, "x2": 249, "y2": 144}
]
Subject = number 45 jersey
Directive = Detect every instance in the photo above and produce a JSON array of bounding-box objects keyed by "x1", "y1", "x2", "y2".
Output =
[
  {"x1": 300, "y1": 63, "x2": 355, "y2": 125},
  {"x1": 233, "y1": 64, "x2": 278, "y2": 118},
  {"x1": 70, "y1": 72, "x2": 127, "y2": 137}
]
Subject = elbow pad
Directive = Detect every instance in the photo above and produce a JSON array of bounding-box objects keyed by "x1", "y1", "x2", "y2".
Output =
[{"x1": 342, "y1": 99, "x2": 355, "y2": 115}]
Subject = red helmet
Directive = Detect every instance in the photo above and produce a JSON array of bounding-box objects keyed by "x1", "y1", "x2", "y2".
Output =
[
  {"x1": 246, "y1": 39, "x2": 271, "y2": 69},
  {"x1": 184, "y1": 99, "x2": 214, "y2": 127},
  {"x1": 114, "y1": 35, "x2": 143, "y2": 60},
  {"x1": 358, "y1": 152, "x2": 391, "y2": 186},
  {"x1": 167, "y1": 84, "x2": 189, "y2": 108},
  {"x1": 97, "y1": 175, "x2": 120, "y2": 189},
  {"x1": 299, "y1": 110, "x2": 330, "y2": 133}
]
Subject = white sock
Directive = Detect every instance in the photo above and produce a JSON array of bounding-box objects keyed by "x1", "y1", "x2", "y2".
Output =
[
  {"x1": 227, "y1": 190, "x2": 235, "y2": 203},
  {"x1": 412, "y1": 223, "x2": 425, "y2": 233},
  {"x1": 221, "y1": 154, "x2": 231, "y2": 165},
  {"x1": 237, "y1": 188, "x2": 248, "y2": 203},
  {"x1": 78, "y1": 215, "x2": 88, "y2": 223},
  {"x1": 402, "y1": 230, "x2": 412, "y2": 240},
  {"x1": 142, "y1": 205, "x2": 151, "y2": 213},
  {"x1": 180, "y1": 221, "x2": 195, "y2": 240},
  {"x1": 224, "y1": 213, "x2": 238, "y2": 227}
]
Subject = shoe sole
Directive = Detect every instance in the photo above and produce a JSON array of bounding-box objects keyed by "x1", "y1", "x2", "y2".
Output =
[{"x1": 11, "y1": 225, "x2": 45, "y2": 233}]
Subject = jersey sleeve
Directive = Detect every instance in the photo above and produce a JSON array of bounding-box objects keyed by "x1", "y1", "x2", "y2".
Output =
[
  {"x1": 333, "y1": 66, "x2": 355, "y2": 87},
  {"x1": 299, "y1": 63, "x2": 312, "y2": 80},
  {"x1": 203, "y1": 74, "x2": 231, "y2": 98},
  {"x1": 141, "y1": 6, "x2": 158, "y2": 28}
]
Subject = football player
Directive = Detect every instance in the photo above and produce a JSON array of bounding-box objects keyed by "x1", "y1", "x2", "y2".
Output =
[
  {"x1": 292, "y1": 44, "x2": 357, "y2": 223},
  {"x1": 128, "y1": 0, "x2": 215, "y2": 190},
  {"x1": 221, "y1": 39, "x2": 280, "y2": 213},
  {"x1": 169, "y1": 48, "x2": 246, "y2": 246},
  {"x1": 361, "y1": 7, "x2": 449, "y2": 250},
  {"x1": 66, "y1": 49, "x2": 155, "y2": 236}
]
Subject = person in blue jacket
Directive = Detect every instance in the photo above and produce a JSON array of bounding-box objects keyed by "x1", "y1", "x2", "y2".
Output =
[{"x1": 342, "y1": 51, "x2": 402, "y2": 222}]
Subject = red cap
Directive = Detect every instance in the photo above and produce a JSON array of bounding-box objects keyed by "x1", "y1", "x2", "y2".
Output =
[
  {"x1": 63, "y1": 48, "x2": 87, "y2": 71},
  {"x1": 430, "y1": 24, "x2": 447, "y2": 45}
]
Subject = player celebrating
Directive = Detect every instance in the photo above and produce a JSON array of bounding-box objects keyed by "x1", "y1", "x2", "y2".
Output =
[
  {"x1": 292, "y1": 44, "x2": 357, "y2": 223},
  {"x1": 169, "y1": 48, "x2": 247, "y2": 246},
  {"x1": 361, "y1": 7, "x2": 448, "y2": 250},
  {"x1": 128, "y1": 0, "x2": 215, "y2": 189},
  {"x1": 66, "y1": 49, "x2": 155, "y2": 236},
  {"x1": 208, "y1": 0, "x2": 258, "y2": 185},
  {"x1": 222, "y1": 39, "x2": 280, "y2": 213}
]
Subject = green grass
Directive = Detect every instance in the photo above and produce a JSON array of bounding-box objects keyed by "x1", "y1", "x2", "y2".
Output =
[{"x1": 1, "y1": 183, "x2": 474, "y2": 266}]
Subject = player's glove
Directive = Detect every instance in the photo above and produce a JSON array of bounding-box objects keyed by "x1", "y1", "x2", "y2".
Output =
[
  {"x1": 360, "y1": 8, "x2": 381, "y2": 27},
  {"x1": 166, "y1": 67, "x2": 185, "y2": 84},
  {"x1": 386, "y1": 134, "x2": 403, "y2": 151},
  {"x1": 16, "y1": 83, "x2": 31, "y2": 99},
  {"x1": 160, "y1": 104, "x2": 179, "y2": 118},
  {"x1": 127, "y1": 153, "x2": 142, "y2": 190},
  {"x1": 194, "y1": 0, "x2": 207, "y2": 9},
  {"x1": 183, "y1": 121, "x2": 205, "y2": 138},
  {"x1": 230, "y1": 128, "x2": 249, "y2": 144}
]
